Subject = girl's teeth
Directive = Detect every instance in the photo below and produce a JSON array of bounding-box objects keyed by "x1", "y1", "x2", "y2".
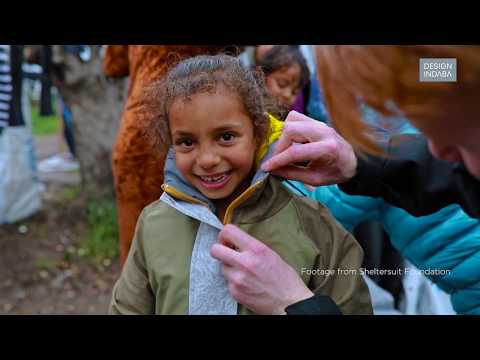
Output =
[{"x1": 202, "y1": 174, "x2": 226, "y2": 183}]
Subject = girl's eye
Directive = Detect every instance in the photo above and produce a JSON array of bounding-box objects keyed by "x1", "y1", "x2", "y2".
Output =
[
  {"x1": 220, "y1": 133, "x2": 235, "y2": 142},
  {"x1": 176, "y1": 138, "x2": 194, "y2": 147}
]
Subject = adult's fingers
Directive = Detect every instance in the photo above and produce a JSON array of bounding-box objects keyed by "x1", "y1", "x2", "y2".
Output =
[
  {"x1": 270, "y1": 166, "x2": 331, "y2": 186},
  {"x1": 218, "y1": 224, "x2": 264, "y2": 252},
  {"x1": 263, "y1": 141, "x2": 337, "y2": 173},
  {"x1": 276, "y1": 111, "x2": 331, "y2": 154},
  {"x1": 220, "y1": 263, "x2": 234, "y2": 279},
  {"x1": 211, "y1": 242, "x2": 241, "y2": 267},
  {"x1": 284, "y1": 110, "x2": 315, "y2": 124},
  {"x1": 263, "y1": 122, "x2": 335, "y2": 172},
  {"x1": 269, "y1": 121, "x2": 317, "y2": 159}
]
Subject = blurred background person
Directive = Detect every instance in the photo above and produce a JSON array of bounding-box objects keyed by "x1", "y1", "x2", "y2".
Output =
[
  {"x1": 36, "y1": 95, "x2": 80, "y2": 173},
  {"x1": 241, "y1": 45, "x2": 329, "y2": 122}
]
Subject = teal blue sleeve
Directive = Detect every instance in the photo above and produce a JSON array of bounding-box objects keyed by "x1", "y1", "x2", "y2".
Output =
[
  {"x1": 283, "y1": 181, "x2": 384, "y2": 232},
  {"x1": 284, "y1": 180, "x2": 480, "y2": 314},
  {"x1": 382, "y1": 203, "x2": 480, "y2": 314}
]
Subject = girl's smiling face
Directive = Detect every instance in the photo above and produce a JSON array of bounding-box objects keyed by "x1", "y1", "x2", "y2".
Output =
[{"x1": 169, "y1": 87, "x2": 258, "y2": 202}]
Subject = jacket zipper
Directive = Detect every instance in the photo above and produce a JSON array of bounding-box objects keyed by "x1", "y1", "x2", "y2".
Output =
[
  {"x1": 162, "y1": 180, "x2": 267, "y2": 225},
  {"x1": 221, "y1": 181, "x2": 265, "y2": 225}
]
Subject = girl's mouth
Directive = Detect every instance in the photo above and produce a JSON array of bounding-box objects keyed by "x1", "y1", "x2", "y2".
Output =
[{"x1": 196, "y1": 171, "x2": 232, "y2": 190}]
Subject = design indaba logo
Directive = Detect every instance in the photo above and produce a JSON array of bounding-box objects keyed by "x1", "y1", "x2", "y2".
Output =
[{"x1": 419, "y1": 58, "x2": 457, "y2": 82}]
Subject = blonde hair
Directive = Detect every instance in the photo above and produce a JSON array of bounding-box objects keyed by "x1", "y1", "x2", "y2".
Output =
[{"x1": 315, "y1": 45, "x2": 480, "y2": 155}]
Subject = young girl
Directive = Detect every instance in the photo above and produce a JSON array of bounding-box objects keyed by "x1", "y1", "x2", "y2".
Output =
[
  {"x1": 109, "y1": 54, "x2": 372, "y2": 315},
  {"x1": 256, "y1": 45, "x2": 310, "y2": 115}
]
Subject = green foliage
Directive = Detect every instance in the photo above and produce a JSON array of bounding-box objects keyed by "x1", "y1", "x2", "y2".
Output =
[
  {"x1": 80, "y1": 197, "x2": 119, "y2": 261},
  {"x1": 31, "y1": 104, "x2": 60, "y2": 136}
]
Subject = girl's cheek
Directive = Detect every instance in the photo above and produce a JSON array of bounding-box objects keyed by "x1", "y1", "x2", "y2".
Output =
[{"x1": 175, "y1": 155, "x2": 192, "y2": 175}]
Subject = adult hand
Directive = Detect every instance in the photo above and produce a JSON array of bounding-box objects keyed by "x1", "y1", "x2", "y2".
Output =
[
  {"x1": 262, "y1": 111, "x2": 358, "y2": 186},
  {"x1": 211, "y1": 224, "x2": 314, "y2": 315}
]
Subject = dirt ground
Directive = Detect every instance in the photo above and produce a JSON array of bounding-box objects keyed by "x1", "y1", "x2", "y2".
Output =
[{"x1": 0, "y1": 135, "x2": 120, "y2": 315}]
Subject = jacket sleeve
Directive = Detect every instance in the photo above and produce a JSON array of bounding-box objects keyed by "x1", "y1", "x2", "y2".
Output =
[
  {"x1": 285, "y1": 293, "x2": 343, "y2": 315},
  {"x1": 103, "y1": 45, "x2": 130, "y2": 78},
  {"x1": 109, "y1": 213, "x2": 155, "y2": 315},
  {"x1": 339, "y1": 133, "x2": 480, "y2": 219}
]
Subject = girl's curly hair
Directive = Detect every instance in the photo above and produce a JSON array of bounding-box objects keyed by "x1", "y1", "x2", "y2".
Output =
[{"x1": 138, "y1": 54, "x2": 281, "y2": 154}]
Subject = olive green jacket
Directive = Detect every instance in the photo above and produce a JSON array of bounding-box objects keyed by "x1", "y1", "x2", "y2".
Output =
[
  {"x1": 110, "y1": 161, "x2": 372, "y2": 315},
  {"x1": 110, "y1": 115, "x2": 372, "y2": 315}
]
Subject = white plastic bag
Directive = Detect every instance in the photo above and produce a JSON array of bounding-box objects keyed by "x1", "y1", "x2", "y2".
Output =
[
  {"x1": 0, "y1": 125, "x2": 42, "y2": 224},
  {"x1": 0, "y1": 81, "x2": 42, "y2": 224}
]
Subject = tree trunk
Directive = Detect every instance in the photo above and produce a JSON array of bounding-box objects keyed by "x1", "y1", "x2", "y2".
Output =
[
  {"x1": 50, "y1": 45, "x2": 128, "y2": 199},
  {"x1": 39, "y1": 46, "x2": 54, "y2": 116}
]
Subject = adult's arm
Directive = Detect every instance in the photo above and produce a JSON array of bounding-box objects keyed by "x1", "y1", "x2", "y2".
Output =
[
  {"x1": 263, "y1": 112, "x2": 480, "y2": 219},
  {"x1": 284, "y1": 294, "x2": 342, "y2": 315},
  {"x1": 339, "y1": 134, "x2": 480, "y2": 219}
]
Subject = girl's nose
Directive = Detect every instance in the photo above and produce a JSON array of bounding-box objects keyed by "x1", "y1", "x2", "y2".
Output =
[
  {"x1": 282, "y1": 88, "x2": 295, "y2": 107},
  {"x1": 197, "y1": 149, "x2": 221, "y2": 170}
]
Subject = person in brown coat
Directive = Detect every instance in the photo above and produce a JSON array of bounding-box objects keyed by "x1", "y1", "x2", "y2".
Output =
[{"x1": 103, "y1": 45, "x2": 236, "y2": 267}]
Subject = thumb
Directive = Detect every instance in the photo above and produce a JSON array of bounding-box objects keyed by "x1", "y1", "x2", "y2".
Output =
[{"x1": 219, "y1": 224, "x2": 258, "y2": 252}]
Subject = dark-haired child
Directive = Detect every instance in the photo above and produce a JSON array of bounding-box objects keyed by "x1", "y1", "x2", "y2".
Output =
[{"x1": 256, "y1": 45, "x2": 310, "y2": 114}]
